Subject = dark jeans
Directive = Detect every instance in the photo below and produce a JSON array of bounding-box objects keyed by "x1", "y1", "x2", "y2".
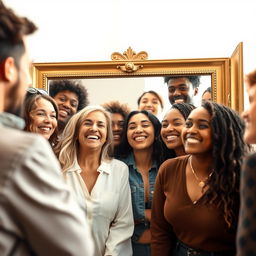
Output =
[
  {"x1": 132, "y1": 241, "x2": 151, "y2": 256},
  {"x1": 173, "y1": 240, "x2": 235, "y2": 256}
]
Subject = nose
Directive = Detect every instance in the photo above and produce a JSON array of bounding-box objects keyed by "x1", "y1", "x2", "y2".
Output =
[
  {"x1": 113, "y1": 124, "x2": 121, "y2": 131},
  {"x1": 134, "y1": 125, "x2": 143, "y2": 133},
  {"x1": 173, "y1": 88, "x2": 181, "y2": 96},
  {"x1": 62, "y1": 100, "x2": 71, "y2": 109},
  {"x1": 241, "y1": 109, "x2": 248, "y2": 120},
  {"x1": 43, "y1": 115, "x2": 51, "y2": 123}
]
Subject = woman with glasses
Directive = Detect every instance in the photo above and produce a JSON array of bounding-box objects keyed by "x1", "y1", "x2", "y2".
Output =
[{"x1": 24, "y1": 88, "x2": 58, "y2": 146}]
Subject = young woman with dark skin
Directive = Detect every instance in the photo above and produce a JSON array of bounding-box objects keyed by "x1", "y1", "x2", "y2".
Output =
[
  {"x1": 151, "y1": 101, "x2": 248, "y2": 256},
  {"x1": 160, "y1": 103, "x2": 195, "y2": 162}
]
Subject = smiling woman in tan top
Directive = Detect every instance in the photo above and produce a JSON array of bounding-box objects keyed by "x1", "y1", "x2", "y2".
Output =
[{"x1": 151, "y1": 101, "x2": 248, "y2": 256}]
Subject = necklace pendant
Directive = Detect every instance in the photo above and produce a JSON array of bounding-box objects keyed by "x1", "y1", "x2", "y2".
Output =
[{"x1": 198, "y1": 181, "x2": 205, "y2": 187}]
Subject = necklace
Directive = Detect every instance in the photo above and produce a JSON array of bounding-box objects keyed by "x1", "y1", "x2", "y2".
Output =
[{"x1": 189, "y1": 156, "x2": 213, "y2": 188}]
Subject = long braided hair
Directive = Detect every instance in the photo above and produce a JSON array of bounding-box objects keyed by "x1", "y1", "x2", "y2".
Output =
[{"x1": 202, "y1": 101, "x2": 248, "y2": 229}]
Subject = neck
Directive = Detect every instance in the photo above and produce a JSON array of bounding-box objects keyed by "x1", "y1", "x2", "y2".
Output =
[
  {"x1": 0, "y1": 84, "x2": 6, "y2": 112},
  {"x1": 133, "y1": 147, "x2": 153, "y2": 172},
  {"x1": 78, "y1": 147, "x2": 101, "y2": 169},
  {"x1": 190, "y1": 154, "x2": 213, "y2": 177},
  {"x1": 174, "y1": 146, "x2": 186, "y2": 157}
]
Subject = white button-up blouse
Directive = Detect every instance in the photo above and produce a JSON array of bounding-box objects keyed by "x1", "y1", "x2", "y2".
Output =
[{"x1": 64, "y1": 158, "x2": 134, "y2": 256}]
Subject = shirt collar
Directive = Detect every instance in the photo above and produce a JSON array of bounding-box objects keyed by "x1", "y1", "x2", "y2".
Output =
[
  {"x1": 0, "y1": 112, "x2": 25, "y2": 130},
  {"x1": 65, "y1": 157, "x2": 111, "y2": 174},
  {"x1": 125, "y1": 152, "x2": 158, "y2": 171}
]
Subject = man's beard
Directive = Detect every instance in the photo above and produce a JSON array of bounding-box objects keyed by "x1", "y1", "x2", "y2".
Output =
[{"x1": 5, "y1": 78, "x2": 24, "y2": 118}]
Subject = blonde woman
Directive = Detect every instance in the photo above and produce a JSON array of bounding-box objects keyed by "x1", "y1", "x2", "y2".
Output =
[{"x1": 56, "y1": 106, "x2": 134, "y2": 256}]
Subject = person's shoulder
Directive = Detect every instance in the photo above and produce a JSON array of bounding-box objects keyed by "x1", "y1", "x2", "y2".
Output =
[
  {"x1": 109, "y1": 158, "x2": 128, "y2": 170},
  {"x1": 160, "y1": 155, "x2": 189, "y2": 169},
  {"x1": 243, "y1": 153, "x2": 256, "y2": 173},
  {"x1": 159, "y1": 155, "x2": 189, "y2": 176},
  {"x1": 0, "y1": 126, "x2": 52, "y2": 163}
]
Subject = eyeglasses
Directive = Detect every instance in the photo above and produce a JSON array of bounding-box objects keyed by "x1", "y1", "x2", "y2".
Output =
[{"x1": 26, "y1": 87, "x2": 48, "y2": 96}]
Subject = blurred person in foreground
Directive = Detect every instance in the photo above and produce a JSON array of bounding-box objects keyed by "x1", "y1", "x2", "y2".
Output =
[
  {"x1": 237, "y1": 69, "x2": 256, "y2": 256},
  {"x1": 0, "y1": 1, "x2": 93, "y2": 255}
]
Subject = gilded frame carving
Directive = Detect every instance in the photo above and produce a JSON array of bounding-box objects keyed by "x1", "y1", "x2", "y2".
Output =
[{"x1": 32, "y1": 44, "x2": 244, "y2": 112}]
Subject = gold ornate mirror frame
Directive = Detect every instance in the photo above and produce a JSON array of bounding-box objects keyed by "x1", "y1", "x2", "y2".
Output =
[{"x1": 32, "y1": 43, "x2": 243, "y2": 112}]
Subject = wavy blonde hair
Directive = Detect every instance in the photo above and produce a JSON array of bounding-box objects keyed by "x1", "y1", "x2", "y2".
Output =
[{"x1": 56, "y1": 105, "x2": 113, "y2": 172}]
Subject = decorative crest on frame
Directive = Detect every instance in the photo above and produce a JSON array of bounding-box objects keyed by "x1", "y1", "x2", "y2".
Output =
[{"x1": 111, "y1": 47, "x2": 148, "y2": 73}]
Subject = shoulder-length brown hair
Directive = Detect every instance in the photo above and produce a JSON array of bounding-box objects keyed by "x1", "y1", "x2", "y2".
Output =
[{"x1": 23, "y1": 94, "x2": 59, "y2": 146}]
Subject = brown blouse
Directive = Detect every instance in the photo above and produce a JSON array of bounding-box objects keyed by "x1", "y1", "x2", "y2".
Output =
[{"x1": 151, "y1": 155, "x2": 236, "y2": 256}]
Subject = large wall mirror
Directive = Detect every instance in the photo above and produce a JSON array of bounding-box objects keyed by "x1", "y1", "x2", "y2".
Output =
[{"x1": 32, "y1": 43, "x2": 244, "y2": 114}]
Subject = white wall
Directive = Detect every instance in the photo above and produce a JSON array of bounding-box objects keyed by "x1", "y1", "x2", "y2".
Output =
[{"x1": 4, "y1": 0, "x2": 256, "y2": 108}]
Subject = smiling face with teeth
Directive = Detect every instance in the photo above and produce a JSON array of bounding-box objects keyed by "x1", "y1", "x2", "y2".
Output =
[
  {"x1": 78, "y1": 110, "x2": 107, "y2": 152},
  {"x1": 161, "y1": 108, "x2": 186, "y2": 155},
  {"x1": 182, "y1": 107, "x2": 212, "y2": 155},
  {"x1": 127, "y1": 113, "x2": 155, "y2": 151},
  {"x1": 29, "y1": 98, "x2": 57, "y2": 140},
  {"x1": 53, "y1": 90, "x2": 79, "y2": 124}
]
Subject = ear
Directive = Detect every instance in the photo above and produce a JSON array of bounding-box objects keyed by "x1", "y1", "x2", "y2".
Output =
[
  {"x1": 0, "y1": 57, "x2": 17, "y2": 83},
  {"x1": 194, "y1": 87, "x2": 199, "y2": 96}
]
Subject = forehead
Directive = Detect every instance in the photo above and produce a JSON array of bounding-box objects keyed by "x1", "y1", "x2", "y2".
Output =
[
  {"x1": 86, "y1": 110, "x2": 107, "y2": 121},
  {"x1": 164, "y1": 108, "x2": 184, "y2": 120},
  {"x1": 168, "y1": 77, "x2": 191, "y2": 87},
  {"x1": 33, "y1": 97, "x2": 55, "y2": 111},
  {"x1": 141, "y1": 93, "x2": 158, "y2": 100},
  {"x1": 188, "y1": 107, "x2": 211, "y2": 121},
  {"x1": 112, "y1": 113, "x2": 124, "y2": 121},
  {"x1": 129, "y1": 113, "x2": 151, "y2": 123},
  {"x1": 54, "y1": 90, "x2": 78, "y2": 101}
]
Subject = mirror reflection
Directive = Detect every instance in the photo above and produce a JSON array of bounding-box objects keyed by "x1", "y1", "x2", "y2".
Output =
[{"x1": 48, "y1": 76, "x2": 211, "y2": 119}]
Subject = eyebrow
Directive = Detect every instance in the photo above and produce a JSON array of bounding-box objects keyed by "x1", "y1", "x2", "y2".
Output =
[
  {"x1": 187, "y1": 118, "x2": 210, "y2": 124},
  {"x1": 128, "y1": 120, "x2": 151, "y2": 125},
  {"x1": 34, "y1": 108, "x2": 56, "y2": 113}
]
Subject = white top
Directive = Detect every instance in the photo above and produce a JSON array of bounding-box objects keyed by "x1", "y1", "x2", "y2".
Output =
[{"x1": 64, "y1": 158, "x2": 134, "y2": 256}]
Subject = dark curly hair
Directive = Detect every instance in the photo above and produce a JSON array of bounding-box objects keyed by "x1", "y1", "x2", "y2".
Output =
[
  {"x1": 102, "y1": 101, "x2": 130, "y2": 119},
  {"x1": 49, "y1": 80, "x2": 89, "y2": 111},
  {"x1": 160, "y1": 103, "x2": 195, "y2": 163},
  {"x1": 0, "y1": 0, "x2": 37, "y2": 67},
  {"x1": 117, "y1": 110, "x2": 162, "y2": 162},
  {"x1": 164, "y1": 75, "x2": 201, "y2": 89},
  {"x1": 201, "y1": 101, "x2": 248, "y2": 230}
]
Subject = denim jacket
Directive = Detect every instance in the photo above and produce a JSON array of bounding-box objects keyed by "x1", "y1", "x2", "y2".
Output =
[{"x1": 120, "y1": 152, "x2": 159, "y2": 242}]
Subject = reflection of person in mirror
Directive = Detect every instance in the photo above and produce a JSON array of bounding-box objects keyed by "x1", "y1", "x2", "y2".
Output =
[
  {"x1": 56, "y1": 105, "x2": 134, "y2": 256},
  {"x1": 165, "y1": 76, "x2": 200, "y2": 105},
  {"x1": 202, "y1": 87, "x2": 212, "y2": 101},
  {"x1": 137, "y1": 90, "x2": 164, "y2": 118},
  {"x1": 49, "y1": 79, "x2": 89, "y2": 135},
  {"x1": 102, "y1": 100, "x2": 130, "y2": 157},
  {"x1": 237, "y1": 69, "x2": 256, "y2": 256},
  {"x1": 151, "y1": 101, "x2": 248, "y2": 256},
  {"x1": 0, "y1": 1, "x2": 94, "y2": 255}
]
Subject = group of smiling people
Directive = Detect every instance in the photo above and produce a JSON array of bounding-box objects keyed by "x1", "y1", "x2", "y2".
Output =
[{"x1": 22, "y1": 77, "x2": 252, "y2": 256}]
